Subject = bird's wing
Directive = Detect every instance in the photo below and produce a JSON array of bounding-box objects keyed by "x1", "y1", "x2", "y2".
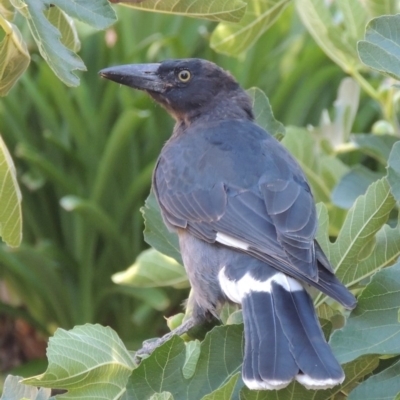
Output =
[{"x1": 154, "y1": 120, "x2": 321, "y2": 282}]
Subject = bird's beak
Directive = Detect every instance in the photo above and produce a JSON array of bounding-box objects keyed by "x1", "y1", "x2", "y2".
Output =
[{"x1": 99, "y1": 63, "x2": 165, "y2": 93}]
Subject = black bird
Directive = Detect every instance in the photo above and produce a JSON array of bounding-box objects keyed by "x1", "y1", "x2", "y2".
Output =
[{"x1": 100, "y1": 59, "x2": 356, "y2": 390}]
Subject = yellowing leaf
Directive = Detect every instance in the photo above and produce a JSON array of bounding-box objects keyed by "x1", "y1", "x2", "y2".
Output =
[
  {"x1": 0, "y1": 14, "x2": 30, "y2": 96},
  {"x1": 0, "y1": 135, "x2": 22, "y2": 247},
  {"x1": 117, "y1": 0, "x2": 247, "y2": 22},
  {"x1": 210, "y1": 0, "x2": 290, "y2": 56}
]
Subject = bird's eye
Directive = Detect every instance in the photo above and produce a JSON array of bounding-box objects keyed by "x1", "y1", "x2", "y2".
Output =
[{"x1": 178, "y1": 70, "x2": 191, "y2": 82}]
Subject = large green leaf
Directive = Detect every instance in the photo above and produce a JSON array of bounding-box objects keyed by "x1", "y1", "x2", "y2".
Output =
[
  {"x1": 126, "y1": 325, "x2": 244, "y2": 400},
  {"x1": 387, "y1": 141, "x2": 400, "y2": 202},
  {"x1": 315, "y1": 178, "x2": 396, "y2": 305},
  {"x1": 23, "y1": 324, "x2": 135, "y2": 399},
  {"x1": 51, "y1": 0, "x2": 116, "y2": 29},
  {"x1": 0, "y1": 14, "x2": 30, "y2": 96},
  {"x1": 0, "y1": 135, "x2": 22, "y2": 247},
  {"x1": 330, "y1": 262, "x2": 400, "y2": 364},
  {"x1": 141, "y1": 191, "x2": 182, "y2": 265},
  {"x1": 348, "y1": 358, "x2": 400, "y2": 400},
  {"x1": 10, "y1": 0, "x2": 85, "y2": 86},
  {"x1": 210, "y1": 0, "x2": 290, "y2": 56},
  {"x1": 0, "y1": 375, "x2": 51, "y2": 400},
  {"x1": 115, "y1": 0, "x2": 247, "y2": 22},
  {"x1": 358, "y1": 14, "x2": 400, "y2": 80},
  {"x1": 112, "y1": 248, "x2": 189, "y2": 289},
  {"x1": 295, "y1": 0, "x2": 363, "y2": 73},
  {"x1": 247, "y1": 87, "x2": 285, "y2": 139}
]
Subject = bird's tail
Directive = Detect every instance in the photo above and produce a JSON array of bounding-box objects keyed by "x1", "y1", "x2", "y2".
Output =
[{"x1": 241, "y1": 275, "x2": 345, "y2": 390}]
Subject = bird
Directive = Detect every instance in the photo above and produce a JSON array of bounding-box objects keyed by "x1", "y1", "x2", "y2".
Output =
[{"x1": 99, "y1": 58, "x2": 356, "y2": 391}]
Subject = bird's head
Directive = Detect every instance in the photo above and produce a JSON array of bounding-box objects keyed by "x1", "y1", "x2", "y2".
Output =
[{"x1": 99, "y1": 58, "x2": 253, "y2": 125}]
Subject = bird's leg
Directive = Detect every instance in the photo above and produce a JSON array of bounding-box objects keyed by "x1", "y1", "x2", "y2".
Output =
[{"x1": 134, "y1": 317, "x2": 199, "y2": 364}]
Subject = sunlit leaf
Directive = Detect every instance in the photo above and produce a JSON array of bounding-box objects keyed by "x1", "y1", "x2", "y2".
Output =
[
  {"x1": 0, "y1": 375, "x2": 51, "y2": 400},
  {"x1": 363, "y1": 0, "x2": 399, "y2": 18},
  {"x1": 330, "y1": 262, "x2": 400, "y2": 364},
  {"x1": 23, "y1": 324, "x2": 134, "y2": 399},
  {"x1": 0, "y1": 135, "x2": 22, "y2": 247},
  {"x1": 112, "y1": 247, "x2": 189, "y2": 289},
  {"x1": 10, "y1": 0, "x2": 85, "y2": 86},
  {"x1": 45, "y1": 6, "x2": 80, "y2": 52},
  {"x1": 0, "y1": 0, "x2": 15, "y2": 20},
  {"x1": 296, "y1": 0, "x2": 362, "y2": 72},
  {"x1": 127, "y1": 325, "x2": 244, "y2": 399},
  {"x1": 210, "y1": 0, "x2": 290, "y2": 56},
  {"x1": 201, "y1": 373, "x2": 240, "y2": 400},
  {"x1": 0, "y1": 14, "x2": 30, "y2": 96},
  {"x1": 115, "y1": 0, "x2": 247, "y2": 22},
  {"x1": 358, "y1": 14, "x2": 400, "y2": 80}
]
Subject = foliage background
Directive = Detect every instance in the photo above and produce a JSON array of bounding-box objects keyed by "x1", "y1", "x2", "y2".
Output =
[{"x1": 1, "y1": 0, "x2": 400, "y2": 399}]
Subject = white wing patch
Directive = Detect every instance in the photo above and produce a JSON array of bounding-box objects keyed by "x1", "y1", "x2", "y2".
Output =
[
  {"x1": 218, "y1": 267, "x2": 303, "y2": 304},
  {"x1": 216, "y1": 232, "x2": 249, "y2": 250},
  {"x1": 242, "y1": 377, "x2": 291, "y2": 391}
]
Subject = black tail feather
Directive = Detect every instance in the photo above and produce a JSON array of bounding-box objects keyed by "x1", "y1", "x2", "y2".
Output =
[{"x1": 241, "y1": 278, "x2": 345, "y2": 390}]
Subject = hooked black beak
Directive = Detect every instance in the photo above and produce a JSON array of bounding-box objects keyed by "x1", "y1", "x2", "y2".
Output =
[{"x1": 99, "y1": 63, "x2": 165, "y2": 93}]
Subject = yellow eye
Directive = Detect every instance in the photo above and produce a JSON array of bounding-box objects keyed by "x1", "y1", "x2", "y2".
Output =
[{"x1": 178, "y1": 69, "x2": 191, "y2": 82}]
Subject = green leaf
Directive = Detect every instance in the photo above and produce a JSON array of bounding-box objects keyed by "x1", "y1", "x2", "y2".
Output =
[
  {"x1": 182, "y1": 340, "x2": 201, "y2": 379},
  {"x1": 336, "y1": 0, "x2": 368, "y2": 47},
  {"x1": 348, "y1": 358, "x2": 400, "y2": 400},
  {"x1": 352, "y1": 133, "x2": 399, "y2": 165},
  {"x1": 281, "y1": 127, "x2": 348, "y2": 204},
  {"x1": 247, "y1": 87, "x2": 285, "y2": 139},
  {"x1": 10, "y1": 0, "x2": 86, "y2": 86},
  {"x1": 0, "y1": 135, "x2": 22, "y2": 247},
  {"x1": 127, "y1": 325, "x2": 244, "y2": 400},
  {"x1": 51, "y1": 0, "x2": 116, "y2": 29},
  {"x1": 239, "y1": 355, "x2": 379, "y2": 400},
  {"x1": 201, "y1": 373, "x2": 240, "y2": 400},
  {"x1": 45, "y1": 6, "x2": 80, "y2": 52},
  {"x1": 0, "y1": 375, "x2": 51, "y2": 400},
  {"x1": 315, "y1": 179, "x2": 396, "y2": 304},
  {"x1": 149, "y1": 393, "x2": 174, "y2": 400},
  {"x1": 116, "y1": 0, "x2": 247, "y2": 22},
  {"x1": 330, "y1": 262, "x2": 400, "y2": 363},
  {"x1": 358, "y1": 14, "x2": 400, "y2": 80},
  {"x1": 23, "y1": 324, "x2": 135, "y2": 399},
  {"x1": 295, "y1": 0, "x2": 362, "y2": 72},
  {"x1": 387, "y1": 141, "x2": 400, "y2": 202},
  {"x1": 141, "y1": 191, "x2": 182, "y2": 265},
  {"x1": 332, "y1": 178, "x2": 396, "y2": 283},
  {"x1": 363, "y1": 0, "x2": 399, "y2": 18},
  {"x1": 0, "y1": 14, "x2": 30, "y2": 96},
  {"x1": 112, "y1": 248, "x2": 189, "y2": 289},
  {"x1": 332, "y1": 165, "x2": 383, "y2": 209},
  {"x1": 0, "y1": 0, "x2": 15, "y2": 20},
  {"x1": 210, "y1": 0, "x2": 290, "y2": 56}
]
